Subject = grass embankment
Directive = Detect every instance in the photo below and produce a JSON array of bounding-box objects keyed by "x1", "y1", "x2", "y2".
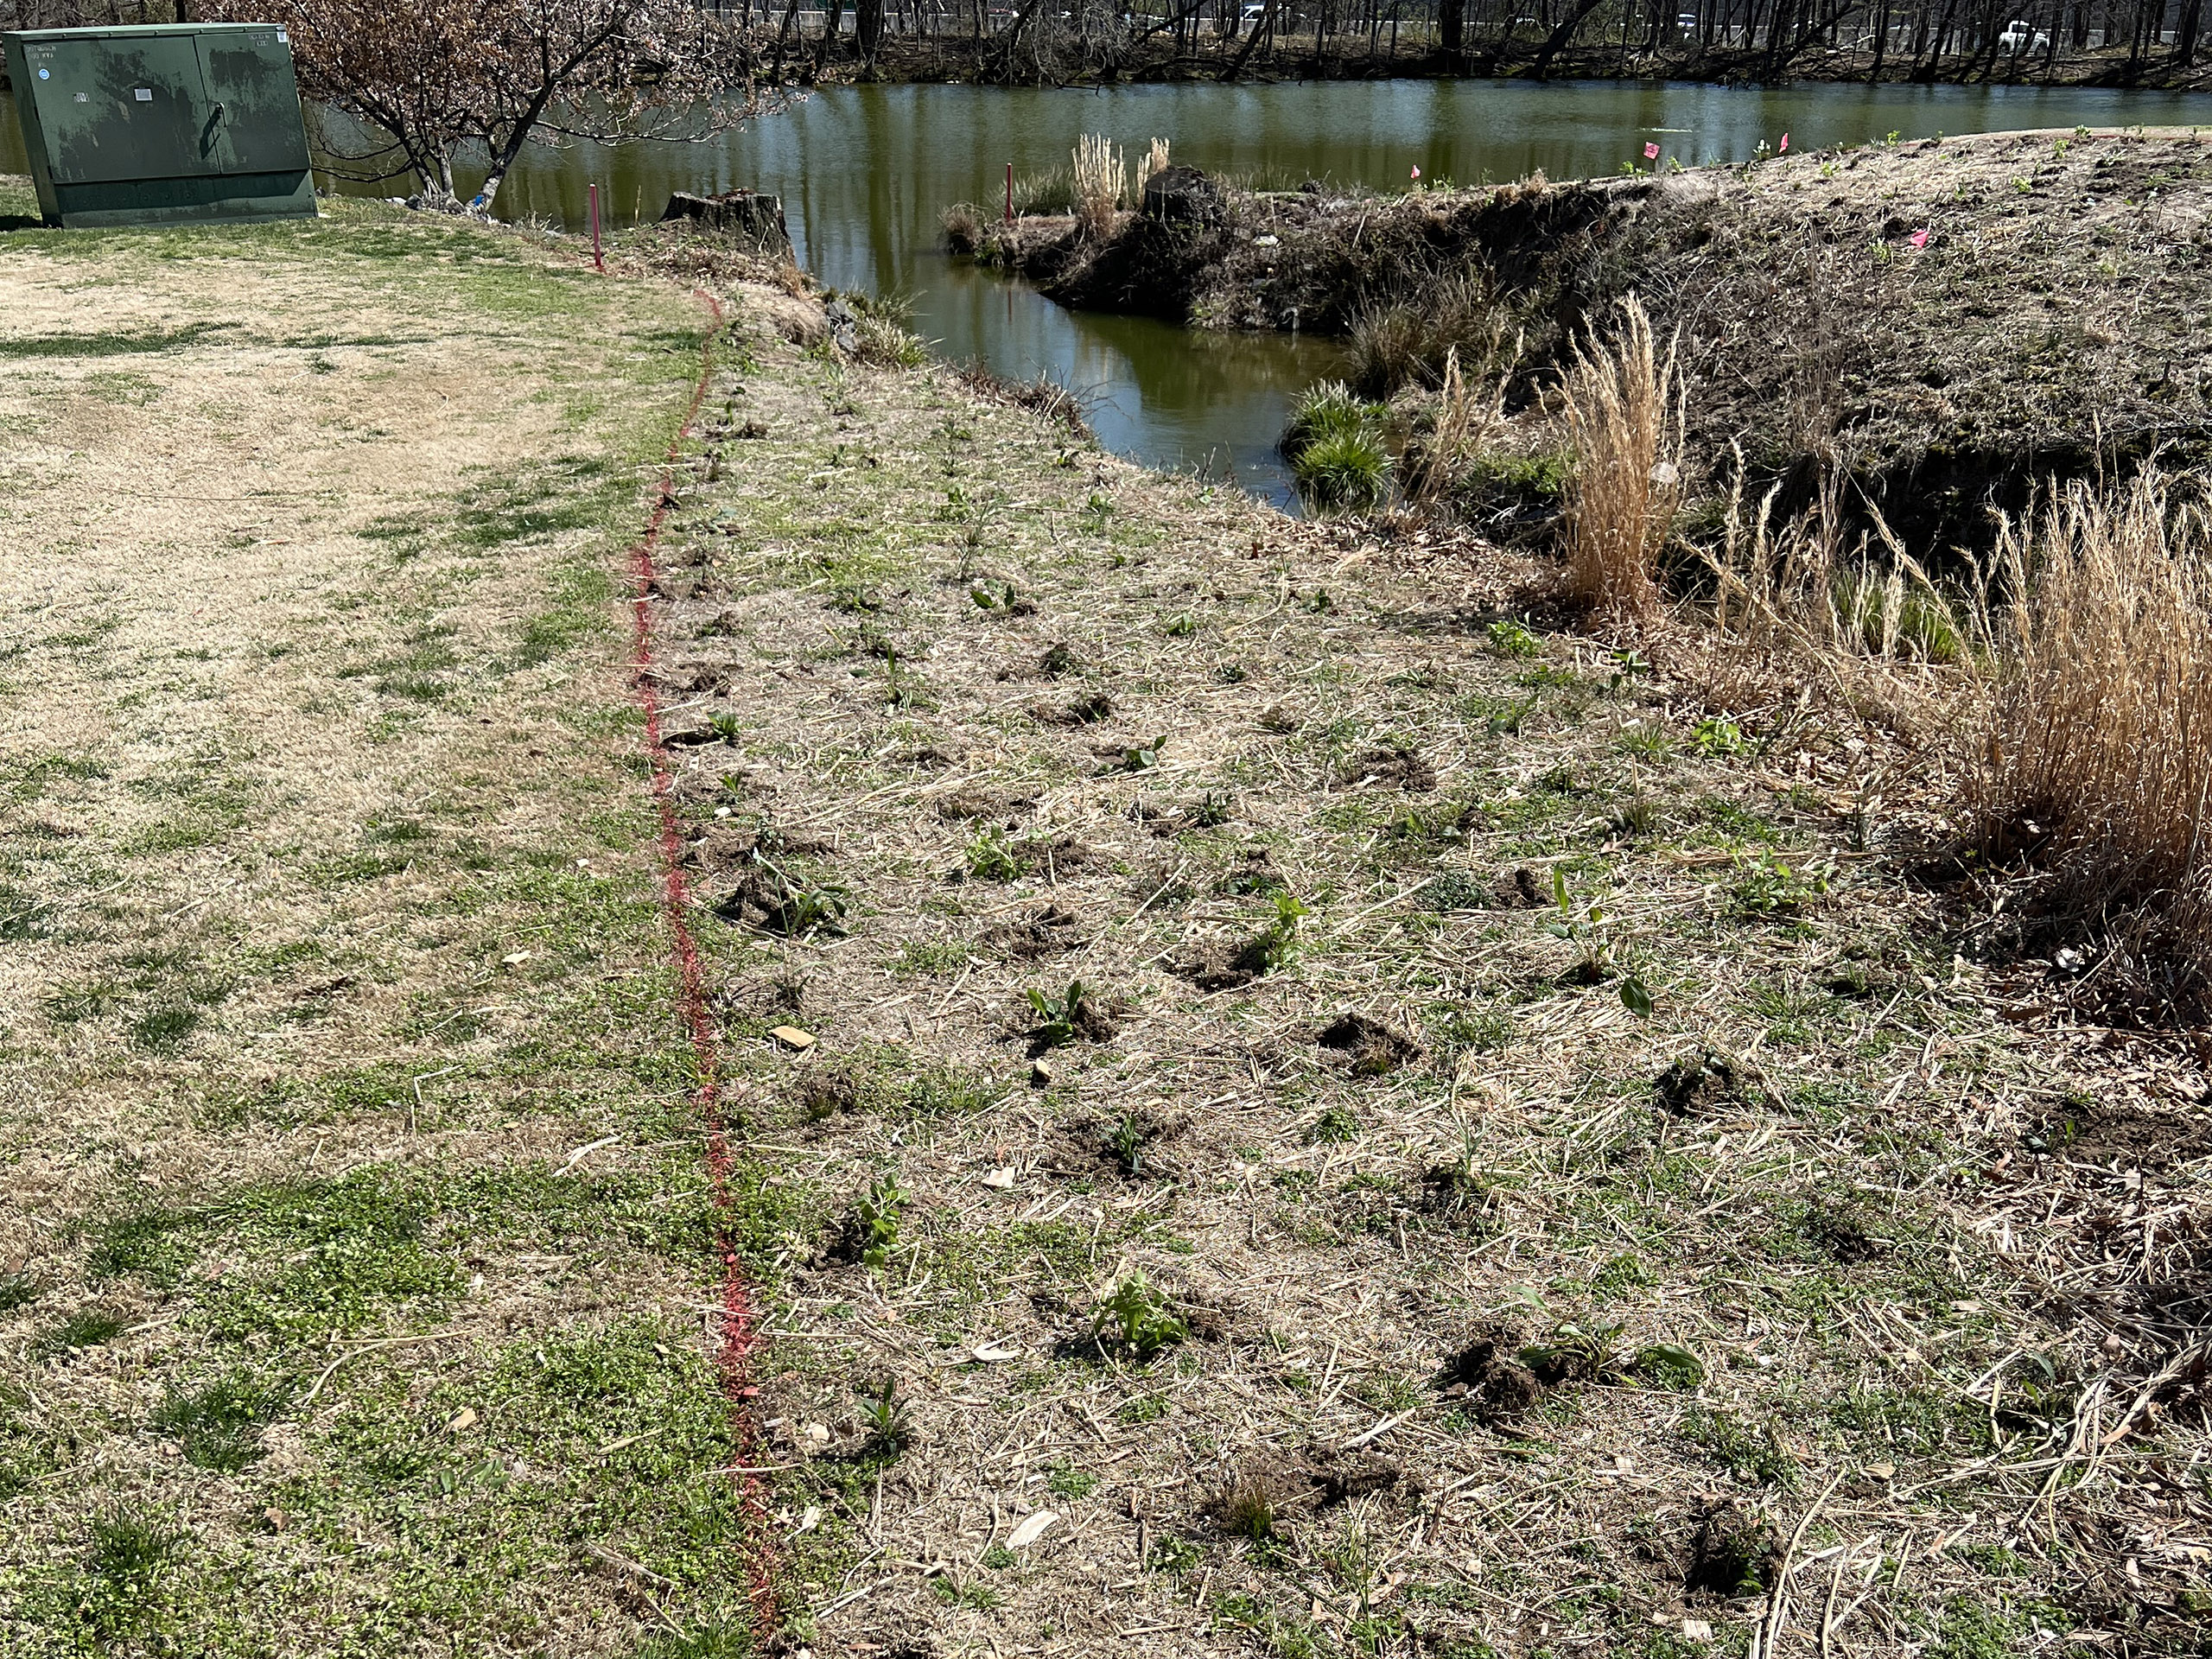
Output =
[
  {"x1": 0, "y1": 183, "x2": 774, "y2": 1652},
  {"x1": 957, "y1": 129, "x2": 2212, "y2": 546},
  {"x1": 632, "y1": 253, "x2": 2202, "y2": 1654},
  {"x1": 3, "y1": 177, "x2": 2205, "y2": 1659}
]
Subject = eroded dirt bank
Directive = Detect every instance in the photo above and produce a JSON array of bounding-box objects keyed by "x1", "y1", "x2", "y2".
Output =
[{"x1": 959, "y1": 129, "x2": 2212, "y2": 547}]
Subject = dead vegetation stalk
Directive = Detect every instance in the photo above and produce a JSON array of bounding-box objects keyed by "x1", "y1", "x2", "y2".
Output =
[
  {"x1": 1975, "y1": 472, "x2": 2212, "y2": 975},
  {"x1": 1561, "y1": 296, "x2": 1681, "y2": 620}
]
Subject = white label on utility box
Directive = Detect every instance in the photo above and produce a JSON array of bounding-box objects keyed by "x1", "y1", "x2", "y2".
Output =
[{"x1": 134, "y1": 88, "x2": 152, "y2": 101}]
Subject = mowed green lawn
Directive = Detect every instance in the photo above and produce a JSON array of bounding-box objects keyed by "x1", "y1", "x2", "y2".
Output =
[{"x1": 0, "y1": 188, "x2": 772, "y2": 1656}]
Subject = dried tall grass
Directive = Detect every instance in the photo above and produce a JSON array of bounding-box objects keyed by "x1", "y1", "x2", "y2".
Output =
[
  {"x1": 1977, "y1": 471, "x2": 2212, "y2": 985},
  {"x1": 1560, "y1": 296, "x2": 1681, "y2": 620},
  {"x1": 1408, "y1": 346, "x2": 1505, "y2": 502},
  {"x1": 1072, "y1": 133, "x2": 1126, "y2": 235},
  {"x1": 1146, "y1": 137, "x2": 1171, "y2": 181},
  {"x1": 1345, "y1": 270, "x2": 1507, "y2": 399}
]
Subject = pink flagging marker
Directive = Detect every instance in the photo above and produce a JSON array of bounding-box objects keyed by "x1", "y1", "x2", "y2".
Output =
[
  {"x1": 1411, "y1": 164, "x2": 1421, "y2": 180},
  {"x1": 1909, "y1": 228, "x2": 1930, "y2": 249},
  {"x1": 1644, "y1": 142, "x2": 1660, "y2": 160},
  {"x1": 1779, "y1": 132, "x2": 1790, "y2": 152}
]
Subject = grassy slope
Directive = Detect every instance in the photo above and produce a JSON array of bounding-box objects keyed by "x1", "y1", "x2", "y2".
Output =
[
  {"x1": 2, "y1": 178, "x2": 2202, "y2": 1659},
  {"x1": 644, "y1": 321, "x2": 2208, "y2": 1652},
  {"x1": 0, "y1": 186, "x2": 768, "y2": 1654}
]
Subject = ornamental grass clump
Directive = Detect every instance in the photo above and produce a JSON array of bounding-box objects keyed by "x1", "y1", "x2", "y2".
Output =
[
  {"x1": 1560, "y1": 296, "x2": 1681, "y2": 620},
  {"x1": 1977, "y1": 470, "x2": 2212, "y2": 1000},
  {"x1": 1072, "y1": 134, "x2": 1126, "y2": 236},
  {"x1": 1281, "y1": 381, "x2": 1390, "y2": 515}
]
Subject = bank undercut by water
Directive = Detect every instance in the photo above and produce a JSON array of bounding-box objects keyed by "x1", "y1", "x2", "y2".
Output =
[{"x1": 955, "y1": 126, "x2": 2212, "y2": 550}]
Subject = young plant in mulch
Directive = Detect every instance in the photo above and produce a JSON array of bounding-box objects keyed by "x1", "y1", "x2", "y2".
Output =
[
  {"x1": 1728, "y1": 847, "x2": 1833, "y2": 918},
  {"x1": 1090, "y1": 1271, "x2": 1186, "y2": 1360},
  {"x1": 715, "y1": 855, "x2": 850, "y2": 938},
  {"x1": 1100, "y1": 734, "x2": 1168, "y2": 774},
  {"x1": 1025, "y1": 979, "x2": 1119, "y2": 1051},
  {"x1": 1541, "y1": 867, "x2": 1655, "y2": 1013},
  {"x1": 1103, "y1": 1109, "x2": 1173, "y2": 1178},
  {"x1": 1439, "y1": 1317, "x2": 1631, "y2": 1427},
  {"x1": 969, "y1": 577, "x2": 1035, "y2": 615},
  {"x1": 831, "y1": 1174, "x2": 906, "y2": 1270},
  {"x1": 1180, "y1": 892, "x2": 1308, "y2": 992},
  {"x1": 857, "y1": 1376, "x2": 912, "y2": 1457},
  {"x1": 966, "y1": 825, "x2": 1027, "y2": 882}
]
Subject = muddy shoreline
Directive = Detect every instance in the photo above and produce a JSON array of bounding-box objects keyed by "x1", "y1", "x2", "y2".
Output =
[{"x1": 952, "y1": 128, "x2": 2212, "y2": 547}]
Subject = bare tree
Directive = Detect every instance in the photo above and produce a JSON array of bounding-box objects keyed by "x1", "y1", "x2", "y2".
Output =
[{"x1": 200, "y1": 0, "x2": 783, "y2": 207}]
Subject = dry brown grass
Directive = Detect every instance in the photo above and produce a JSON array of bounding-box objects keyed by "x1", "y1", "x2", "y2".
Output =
[
  {"x1": 1071, "y1": 133, "x2": 1125, "y2": 236},
  {"x1": 1561, "y1": 296, "x2": 1680, "y2": 620},
  {"x1": 628, "y1": 299, "x2": 2212, "y2": 1659},
  {"x1": 1405, "y1": 346, "x2": 1512, "y2": 505},
  {"x1": 1977, "y1": 471, "x2": 2212, "y2": 989}
]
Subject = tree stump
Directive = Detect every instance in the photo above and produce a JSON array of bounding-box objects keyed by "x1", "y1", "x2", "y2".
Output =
[
  {"x1": 661, "y1": 190, "x2": 795, "y2": 261},
  {"x1": 1141, "y1": 166, "x2": 1225, "y2": 231}
]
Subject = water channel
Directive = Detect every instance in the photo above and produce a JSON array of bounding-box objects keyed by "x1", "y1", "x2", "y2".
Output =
[{"x1": 7, "y1": 78, "x2": 2210, "y2": 502}]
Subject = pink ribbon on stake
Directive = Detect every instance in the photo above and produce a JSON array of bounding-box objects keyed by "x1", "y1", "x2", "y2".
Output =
[
  {"x1": 1909, "y1": 227, "x2": 1930, "y2": 249},
  {"x1": 1779, "y1": 132, "x2": 1790, "y2": 152},
  {"x1": 1644, "y1": 142, "x2": 1660, "y2": 161},
  {"x1": 1410, "y1": 164, "x2": 1421, "y2": 181}
]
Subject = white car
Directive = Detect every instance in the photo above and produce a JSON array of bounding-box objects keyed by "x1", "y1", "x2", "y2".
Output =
[{"x1": 1998, "y1": 19, "x2": 2050, "y2": 51}]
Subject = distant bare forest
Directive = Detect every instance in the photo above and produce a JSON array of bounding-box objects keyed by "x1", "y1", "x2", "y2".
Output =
[{"x1": 2, "y1": 0, "x2": 2206, "y2": 85}]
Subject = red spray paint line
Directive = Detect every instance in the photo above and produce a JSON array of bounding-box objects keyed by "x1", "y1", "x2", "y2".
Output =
[{"x1": 625, "y1": 290, "x2": 779, "y2": 1641}]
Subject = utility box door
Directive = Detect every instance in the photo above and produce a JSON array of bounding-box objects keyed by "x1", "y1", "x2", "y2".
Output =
[
  {"x1": 196, "y1": 28, "x2": 309, "y2": 175},
  {"x1": 22, "y1": 33, "x2": 224, "y2": 183}
]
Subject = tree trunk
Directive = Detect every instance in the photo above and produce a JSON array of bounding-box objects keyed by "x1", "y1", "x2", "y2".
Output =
[
  {"x1": 1439, "y1": 0, "x2": 1463, "y2": 54},
  {"x1": 1524, "y1": 0, "x2": 1605, "y2": 73},
  {"x1": 857, "y1": 0, "x2": 885, "y2": 60},
  {"x1": 2177, "y1": 0, "x2": 2204, "y2": 62}
]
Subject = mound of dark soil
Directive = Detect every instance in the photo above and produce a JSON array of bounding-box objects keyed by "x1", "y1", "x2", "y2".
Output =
[
  {"x1": 1316, "y1": 1011, "x2": 1425, "y2": 1076},
  {"x1": 1490, "y1": 865, "x2": 1552, "y2": 909},
  {"x1": 1438, "y1": 1324, "x2": 1545, "y2": 1423},
  {"x1": 1656, "y1": 1051, "x2": 1742, "y2": 1116},
  {"x1": 980, "y1": 902, "x2": 1084, "y2": 958}
]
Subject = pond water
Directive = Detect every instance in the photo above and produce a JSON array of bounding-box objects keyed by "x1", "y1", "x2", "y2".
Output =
[{"x1": 8, "y1": 78, "x2": 2210, "y2": 504}]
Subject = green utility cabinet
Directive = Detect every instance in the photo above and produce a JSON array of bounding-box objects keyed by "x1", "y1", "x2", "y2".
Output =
[{"x1": 3, "y1": 23, "x2": 315, "y2": 227}]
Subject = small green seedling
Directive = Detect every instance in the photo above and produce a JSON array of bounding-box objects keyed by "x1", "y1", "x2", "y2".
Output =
[
  {"x1": 1251, "y1": 892, "x2": 1307, "y2": 973},
  {"x1": 859, "y1": 1376, "x2": 911, "y2": 1452},
  {"x1": 1092, "y1": 1271, "x2": 1185, "y2": 1358},
  {"x1": 966, "y1": 826, "x2": 1025, "y2": 881},
  {"x1": 1544, "y1": 869, "x2": 1616, "y2": 982},
  {"x1": 1731, "y1": 849, "x2": 1832, "y2": 916},
  {"x1": 1485, "y1": 619, "x2": 1540, "y2": 658},
  {"x1": 1026, "y1": 980, "x2": 1092, "y2": 1047},
  {"x1": 1103, "y1": 1111, "x2": 1152, "y2": 1175},
  {"x1": 1633, "y1": 1342, "x2": 1707, "y2": 1390},
  {"x1": 852, "y1": 1175, "x2": 906, "y2": 1270},
  {"x1": 1116, "y1": 735, "x2": 1167, "y2": 772},
  {"x1": 708, "y1": 713, "x2": 744, "y2": 743}
]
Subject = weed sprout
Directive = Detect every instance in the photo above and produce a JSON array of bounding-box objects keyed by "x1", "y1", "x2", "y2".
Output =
[{"x1": 1092, "y1": 1271, "x2": 1185, "y2": 1358}]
